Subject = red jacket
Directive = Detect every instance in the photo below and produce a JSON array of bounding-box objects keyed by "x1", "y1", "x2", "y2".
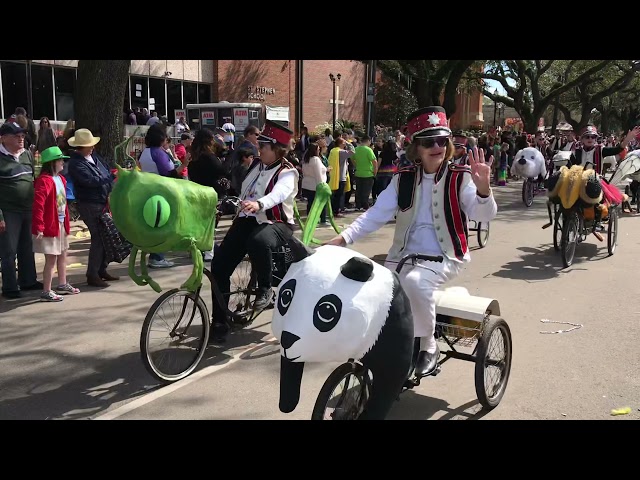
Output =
[{"x1": 32, "y1": 173, "x2": 71, "y2": 237}]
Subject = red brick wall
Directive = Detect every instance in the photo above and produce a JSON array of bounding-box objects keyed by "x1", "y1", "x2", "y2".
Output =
[
  {"x1": 214, "y1": 60, "x2": 297, "y2": 132},
  {"x1": 302, "y1": 60, "x2": 366, "y2": 134}
]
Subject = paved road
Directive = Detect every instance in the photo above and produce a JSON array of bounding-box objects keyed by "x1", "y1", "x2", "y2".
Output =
[{"x1": 1, "y1": 181, "x2": 639, "y2": 420}]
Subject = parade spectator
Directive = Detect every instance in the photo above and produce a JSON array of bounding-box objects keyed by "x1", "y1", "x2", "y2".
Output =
[
  {"x1": 324, "y1": 128, "x2": 333, "y2": 146},
  {"x1": 373, "y1": 140, "x2": 398, "y2": 200},
  {"x1": 15, "y1": 107, "x2": 37, "y2": 151},
  {"x1": 189, "y1": 128, "x2": 231, "y2": 262},
  {"x1": 221, "y1": 117, "x2": 236, "y2": 150},
  {"x1": 175, "y1": 116, "x2": 190, "y2": 135},
  {"x1": 139, "y1": 108, "x2": 150, "y2": 125},
  {"x1": 353, "y1": 135, "x2": 377, "y2": 211},
  {"x1": 36, "y1": 117, "x2": 57, "y2": 153},
  {"x1": 328, "y1": 137, "x2": 353, "y2": 217},
  {"x1": 32, "y1": 146, "x2": 80, "y2": 302},
  {"x1": 174, "y1": 133, "x2": 192, "y2": 179},
  {"x1": 146, "y1": 111, "x2": 161, "y2": 126},
  {"x1": 67, "y1": 128, "x2": 117, "y2": 288},
  {"x1": 230, "y1": 148, "x2": 255, "y2": 196},
  {"x1": 0, "y1": 121, "x2": 42, "y2": 299},
  {"x1": 301, "y1": 142, "x2": 329, "y2": 225},
  {"x1": 125, "y1": 108, "x2": 137, "y2": 125}
]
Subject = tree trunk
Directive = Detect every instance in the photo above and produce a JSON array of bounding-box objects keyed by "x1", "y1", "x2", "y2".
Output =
[
  {"x1": 600, "y1": 107, "x2": 610, "y2": 136},
  {"x1": 75, "y1": 60, "x2": 131, "y2": 168}
]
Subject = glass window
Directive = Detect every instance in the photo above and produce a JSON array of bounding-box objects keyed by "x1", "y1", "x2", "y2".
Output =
[
  {"x1": 1, "y1": 61, "x2": 28, "y2": 119},
  {"x1": 130, "y1": 76, "x2": 148, "y2": 112},
  {"x1": 149, "y1": 78, "x2": 166, "y2": 117},
  {"x1": 184, "y1": 81, "x2": 197, "y2": 106},
  {"x1": 31, "y1": 64, "x2": 54, "y2": 120},
  {"x1": 54, "y1": 67, "x2": 75, "y2": 121},
  {"x1": 198, "y1": 83, "x2": 211, "y2": 104},
  {"x1": 167, "y1": 80, "x2": 182, "y2": 124}
]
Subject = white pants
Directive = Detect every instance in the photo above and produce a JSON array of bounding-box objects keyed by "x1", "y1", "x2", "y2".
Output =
[{"x1": 386, "y1": 256, "x2": 461, "y2": 354}]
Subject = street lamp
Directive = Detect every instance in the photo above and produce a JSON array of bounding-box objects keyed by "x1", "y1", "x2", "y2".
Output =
[
  {"x1": 329, "y1": 72, "x2": 341, "y2": 135},
  {"x1": 493, "y1": 88, "x2": 499, "y2": 127}
]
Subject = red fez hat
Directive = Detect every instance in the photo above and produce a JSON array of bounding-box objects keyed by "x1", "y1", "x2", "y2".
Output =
[
  {"x1": 257, "y1": 120, "x2": 293, "y2": 147},
  {"x1": 406, "y1": 106, "x2": 451, "y2": 141},
  {"x1": 581, "y1": 125, "x2": 598, "y2": 137}
]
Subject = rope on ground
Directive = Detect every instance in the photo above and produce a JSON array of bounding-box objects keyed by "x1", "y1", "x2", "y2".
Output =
[{"x1": 539, "y1": 318, "x2": 583, "y2": 334}]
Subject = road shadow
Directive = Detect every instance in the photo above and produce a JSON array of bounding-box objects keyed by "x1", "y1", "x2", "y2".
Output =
[
  {"x1": 489, "y1": 244, "x2": 597, "y2": 281},
  {"x1": 0, "y1": 323, "x2": 270, "y2": 420},
  {"x1": 387, "y1": 391, "x2": 489, "y2": 420}
]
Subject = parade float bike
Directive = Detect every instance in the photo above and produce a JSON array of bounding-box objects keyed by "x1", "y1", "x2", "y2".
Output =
[
  {"x1": 312, "y1": 253, "x2": 512, "y2": 419},
  {"x1": 466, "y1": 219, "x2": 490, "y2": 249},
  {"x1": 607, "y1": 150, "x2": 640, "y2": 214},
  {"x1": 541, "y1": 161, "x2": 622, "y2": 268}
]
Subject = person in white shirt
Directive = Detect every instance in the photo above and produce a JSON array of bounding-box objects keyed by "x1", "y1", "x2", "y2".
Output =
[
  {"x1": 210, "y1": 120, "x2": 298, "y2": 341},
  {"x1": 325, "y1": 106, "x2": 497, "y2": 377},
  {"x1": 221, "y1": 118, "x2": 236, "y2": 150},
  {"x1": 174, "y1": 116, "x2": 190, "y2": 135},
  {"x1": 301, "y1": 142, "x2": 329, "y2": 225}
]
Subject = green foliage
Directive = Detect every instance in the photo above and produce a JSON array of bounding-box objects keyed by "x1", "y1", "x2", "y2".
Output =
[
  {"x1": 374, "y1": 79, "x2": 418, "y2": 129},
  {"x1": 311, "y1": 119, "x2": 365, "y2": 136}
]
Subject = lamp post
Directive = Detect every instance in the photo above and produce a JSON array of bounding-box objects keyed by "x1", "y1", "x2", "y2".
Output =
[
  {"x1": 493, "y1": 88, "x2": 499, "y2": 127},
  {"x1": 329, "y1": 72, "x2": 341, "y2": 135}
]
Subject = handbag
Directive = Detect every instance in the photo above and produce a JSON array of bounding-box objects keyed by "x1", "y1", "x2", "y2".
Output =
[{"x1": 98, "y1": 207, "x2": 132, "y2": 264}]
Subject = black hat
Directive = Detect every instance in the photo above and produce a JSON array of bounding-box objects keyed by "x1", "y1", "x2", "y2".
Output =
[
  {"x1": 0, "y1": 121, "x2": 27, "y2": 136},
  {"x1": 452, "y1": 130, "x2": 467, "y2": 148},
  {"x1": 257, "y1": 120, "x2": 294, "y2": 147},
  {"x1": 406, "y1": 106, "x2": 451, "y2": 140}
]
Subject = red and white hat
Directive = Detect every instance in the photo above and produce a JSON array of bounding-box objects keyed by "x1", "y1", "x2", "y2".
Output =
[
  {"x1": 580, "y1": 125, "x2": 598, "y2": 137},
  {"x1": 406, "y1": 106, "x2": 451, "y2": 141},
  {"x1": 257, "y1": 120, "x2": 294, "y2": 147}
]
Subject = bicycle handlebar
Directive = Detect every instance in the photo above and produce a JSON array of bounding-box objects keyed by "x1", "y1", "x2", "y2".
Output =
[{"x1": 395, "y1": 253, "x2": 444, "y2": 273}]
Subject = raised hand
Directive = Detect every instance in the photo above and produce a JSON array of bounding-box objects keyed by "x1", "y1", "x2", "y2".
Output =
[{"x1": 468, "y1": 147, "x2": 492, "y2": 196}]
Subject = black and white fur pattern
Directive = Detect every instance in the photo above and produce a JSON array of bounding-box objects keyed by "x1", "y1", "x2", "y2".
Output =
[{"x1": 272, "y1": 245, "x2": 414, "y2": 420}]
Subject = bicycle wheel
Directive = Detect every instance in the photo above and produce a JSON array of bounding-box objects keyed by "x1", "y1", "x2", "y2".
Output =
[
  {"x1": 522, "y1": 180, "x2": 534, "y2": 207},
  {"x1": 607, "y1": 207, "x2": 618, "y2": 256},
  {"x1": 140, "y1": 288, "x2": 210, "y2": 383},
  {"x1": 560, "y1": 212, "x2": 579, "y2": 267},
  {"x1": 553, "y1": 206, "x2": 562, "y2": 251},
  {"x1": 227, "y1": 257, "x2": 257, "y2": 318},
  {"x1": 477, "y1": 222, "x2": 490, "y2": 248},
  {"x1": 311, "y1": 362, "x2": 371, "y2": 420},
  {"x1": 474, "y1": 317, "x2": 512, "y2": 410}
]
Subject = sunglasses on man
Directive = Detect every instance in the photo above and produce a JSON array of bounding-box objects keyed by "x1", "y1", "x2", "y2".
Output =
[{"x1": 415, "y1": 136, "x2": 449, "y2": 148}]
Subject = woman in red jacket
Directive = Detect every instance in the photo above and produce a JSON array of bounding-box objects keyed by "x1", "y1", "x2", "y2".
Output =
[{"x1": 32, "y1": 146, "x2": 80, "y2": 302}]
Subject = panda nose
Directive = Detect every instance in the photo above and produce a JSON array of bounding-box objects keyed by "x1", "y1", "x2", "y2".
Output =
[
  {"x1": 280, "y1": 331, "x2": 300, "y2": 350},
  {"x1": 518, "y1": 158, "x2": 527, "y2": 165}
]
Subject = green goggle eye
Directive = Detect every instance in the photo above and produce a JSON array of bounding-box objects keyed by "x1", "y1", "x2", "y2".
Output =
[{"x1": 143, "y1": 195, "x2": 171, "y2": 228}]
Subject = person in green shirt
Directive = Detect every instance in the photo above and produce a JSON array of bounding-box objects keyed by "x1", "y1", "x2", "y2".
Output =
[{"x1": 353, "y1": 135, "x2": 377, "y2": 211}]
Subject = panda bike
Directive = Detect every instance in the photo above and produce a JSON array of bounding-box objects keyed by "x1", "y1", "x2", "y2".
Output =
[
  {"x1": 139, "y1": 238, "x2": 304, "y2": 384},
  {"x1": 312, "y1": 252, "x2": 513, "y2": 420}
]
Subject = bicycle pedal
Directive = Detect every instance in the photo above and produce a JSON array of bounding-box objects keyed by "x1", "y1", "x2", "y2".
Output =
[
  {"x1": 593, "y1": 231, "x2": 604, "y2": 242},
  {"x1": 541, "y1": 222, "x2": 552, "y2": 229}
]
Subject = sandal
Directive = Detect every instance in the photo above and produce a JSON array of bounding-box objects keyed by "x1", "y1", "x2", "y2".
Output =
[
  {"x1": 55, "y1": 283, "x2": 81, "y2": 295},
  {"x1": 41, "y1": 291, "x2": 64, "y2": 302}
]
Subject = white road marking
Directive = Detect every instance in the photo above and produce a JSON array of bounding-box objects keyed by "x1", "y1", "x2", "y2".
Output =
[{"x1": 93, "y1": 337, "x2": 278, "y2": 420}]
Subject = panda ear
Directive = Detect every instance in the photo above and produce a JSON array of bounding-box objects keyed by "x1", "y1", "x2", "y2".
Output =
[{"x1": 340, "y1": 257, "x2": 374, "y2": 282}]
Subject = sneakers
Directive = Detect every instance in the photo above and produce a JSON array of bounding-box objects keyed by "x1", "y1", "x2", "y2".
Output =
[
  {"x1": 56, "y1": 283, "x2": 80, "y2": 295},
  {"x1": 40, "y1": 291, "x2": 64, "y2": 302},
  {"x1": 252, "y1": 290, "x2": 274, "y2": 312},
  {"x1": 148, "y1": 258, "x2": 175, "y2": 268},
  {"x1": 203, "y1": 251, "x2": 214, "y2": 262}
]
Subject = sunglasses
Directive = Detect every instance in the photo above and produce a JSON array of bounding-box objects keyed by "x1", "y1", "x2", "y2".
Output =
[
  {"x1": 582, "y1": 135, "x2": 597, "y2": 139},
  {"x1": 416, "y1": 137, "x2": 449, "y2": 148}
]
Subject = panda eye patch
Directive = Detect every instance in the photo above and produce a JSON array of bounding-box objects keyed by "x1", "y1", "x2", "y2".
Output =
[
  {"x1": 277, "y1": 279, "x2": 296, "y2": 316},
  {"x1": 313, "y1": 294, "x2": 342, "y2": 332}
]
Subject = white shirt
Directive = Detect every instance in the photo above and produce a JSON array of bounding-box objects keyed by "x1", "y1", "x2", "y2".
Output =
[
  {"x1": 301, "y1": 156, "x2": 327, "y2": 191},
  {"x1": 562, "y1": 141, "x2": 575, "y2": 151},
  {"x1": 222, "y1": 122, "x2": 236, "y2": 143},
  {"x1": 0, "y1": 143, "x2": 24, "y2": 162},
  {"x1": 581, "y1": 148, "x2": 595, "y2": 169},
  {"x1": 341, "y1": 169, "x2": 496, "y2": 262},
  {"x1": 239, "y1": 165, "x2": 297, "y2": 223},
  {"x1": 175, "y1": 122, "x2": 189, "y2": 134},
  {"x1": 84, "y1": 154, "x2": 96, "y2": 165}
]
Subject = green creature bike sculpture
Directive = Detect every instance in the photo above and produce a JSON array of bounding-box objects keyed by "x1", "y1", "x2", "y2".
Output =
[
  {"x1": 114, "y1": 127, "x2": 141, "y2": 168},
  {"x1": 293, "y1": 182, "x2": 342, "y2": 245},
  {"x1": 110, "y1": 166, "x2": 218, "y2": 293}
]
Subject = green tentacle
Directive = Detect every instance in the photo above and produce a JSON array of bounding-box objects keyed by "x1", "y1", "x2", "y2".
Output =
[
  {"x1": 181, "y1": 241, "x2": 203, "y2": 292},
  {"x1": 140, "y1": 250, "x2": 161, "y2": 293},
  {"x1": 128, "y1": 246, "x2": 149, "y2": 286},
  {"x1": 299, "y1": 182, "x2": 341, "y2": 245}
]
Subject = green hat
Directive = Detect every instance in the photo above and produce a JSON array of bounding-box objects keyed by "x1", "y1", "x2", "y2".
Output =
[{"x1": 40, "y1": 146, "x2": 69, "y2": 164}]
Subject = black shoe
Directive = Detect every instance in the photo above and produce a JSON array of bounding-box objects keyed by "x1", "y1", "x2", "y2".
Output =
[
  {"x1": 21, "y1": 281, "x2": 44, "y2": 291},
  {"x1": 252, "y1": 290, "x2": 274, "y2": 312},
  {"x1": 415, "y1": 345, "x2": 440, "y2": 377},
  {"x1": 209, "y1": 321, "x2": 229, "y2": 343},
  {"x1": 2, "y1": 290, "x2": 21, "y2": 299}
]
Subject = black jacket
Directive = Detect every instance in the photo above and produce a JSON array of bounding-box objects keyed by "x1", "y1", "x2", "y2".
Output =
[{"x1": 67, "y1": 151, "x2": 114, "y2": 205}]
